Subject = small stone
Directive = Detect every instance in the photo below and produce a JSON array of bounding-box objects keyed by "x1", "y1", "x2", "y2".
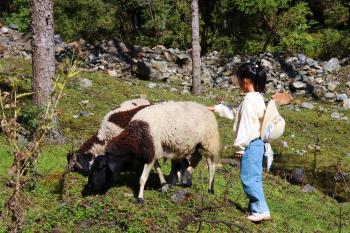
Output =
[
  {"x1": 181, "y1": 89, "x2": 190, "y2": 95},
  {"x1": 306, "y1": 58, "x2": 318, "y2": 67},
  {"x1": 79, "y1": 111, "x2": 91, "y2": 117},
  {"x1": 327, "y1": 82, "x2": 338, "y2": 91},
  {"x1": 297, "y1": 54, "x2": 307, "y2": 64},
  {"x1": 302, "y1": 184, "x2": 316, "y2": 193},
  {"x1": 170, "y1": 87, "x2": 178, "y2": 92},
  {"x1": 315, "y1": 77, "x2": 324, "y2": 84},
  {"x1": 272, "y1": 92, "x2": 293, "y2": 106},
  {"x1": 279, "y1": 73, "x2": 288, "y2": 79},
  {"x1": 324, "y1": 92, "x2": 336, "y2": 99},
  {"x1": 292, "y1": 81, "x2": 307, "y2": 90},
  {"x1": 80, "y1": 100, "x2": 89, "y2": 105},
  {"x1": 223, "y1": 69, "x2": 233, "y2": 76},
  {"x1": 331, "y1": 112, "x2": 341, "y2": 119},
  {"x1": 290, "y1": 168, "x2": 305, "y2": 185},
  {"x1": 318, "y1": 106, "x2": 326, "y2": 112},
  {"x1": 233, "y1": 56, "x2": 241, "y2": 64},
  {"x1": 8, "y1": 24, "x2": 18, "y2": 30},
  {"x1": 72, "y1": 114, "x2": 79, "y2": 119},
  {"x1": 280, "y1": 140, "x2": 288, "y2": 148},
  {"x1": 336, "y1": 94, "x2": 348, "y2": 101},
  {"x1": 323, "y1": 58, "x2": 341, "y2": 73},
  {"x1": 1, "y1": 27, "x2": 9, "y2": 33},
  {"x1": 107, "y1": 70, "x2": 118, "y2": 77},
  {"x1": 343, "y1": 99, "x2": 350, "y2": 110},
  {"x1": 171, "y1": 189, "x2": 191, "y2": 204},
  {"x1": 301, "y1": 102, "x2": 314, "y2": 110},
  {"x1": 75, "y1": 77, "x2": 92, "y2": 88},
  {"x1": 147, "y1": 82, "x2": 157, "y2": 89}
]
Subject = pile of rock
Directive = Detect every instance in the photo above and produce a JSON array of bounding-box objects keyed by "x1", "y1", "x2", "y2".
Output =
[
  {"x1": 1, "y1": 25, "x2": 350, "y2": 105},
  {"x1": 0, "y1": 25, "x2": 31, "y2": 59}
]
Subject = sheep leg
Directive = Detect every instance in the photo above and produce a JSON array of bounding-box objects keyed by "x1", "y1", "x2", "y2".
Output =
[
  {"x1": 154, "y1": 160, "x2": 169, "y2": 192},
  {"x1": 206, "y1": 157, "x2": 216, "y2": 194},
  {"x1": 137, "y1": 160, "x2": 155, "y2": 205},
  {"x1": 168, "y1": 159, "x2": 184, "y2": 186},
  {"x1": 182, "y1": 149, "x2": 202, "y2": 187}
]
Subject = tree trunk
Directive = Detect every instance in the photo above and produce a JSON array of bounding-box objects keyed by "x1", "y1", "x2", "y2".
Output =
[
  {"x1": 191, "y1": 0, "x2": 201, "y2": 95},
  {"x1": 31, "y1": 0, "x2": 55, "y2": 108},
  {"x1": 31, "y1": 0, "x2": 66, "y2": 144}
]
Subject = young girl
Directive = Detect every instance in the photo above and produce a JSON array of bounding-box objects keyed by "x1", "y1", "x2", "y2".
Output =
[{"x1": 210, "y1": 63, "x2": 270, "y2": 222}]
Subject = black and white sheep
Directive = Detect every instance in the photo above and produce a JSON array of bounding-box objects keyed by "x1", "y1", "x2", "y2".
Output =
[
  {"x1": 82, "y1": 101, "x2": 220, "y2": 204},
  {"x1": 67, "y1": 98, "x2": 151, "y2": 176},
  {"x1": 67, "y1": 98, "x2": 185, "y2": 190}
]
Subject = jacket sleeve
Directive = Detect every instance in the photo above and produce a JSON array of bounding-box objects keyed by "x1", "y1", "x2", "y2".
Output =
[
  {"x1": 233, "y1": 100, "x2": 256, "y2": 150},
  {"x1": 214, "y1": 104, "x2": 234, "y2": 120}
]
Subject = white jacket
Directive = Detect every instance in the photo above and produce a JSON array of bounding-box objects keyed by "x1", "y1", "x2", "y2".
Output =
[{"x1": 215, "y1": 92, "x2": 265, "y2": 151}]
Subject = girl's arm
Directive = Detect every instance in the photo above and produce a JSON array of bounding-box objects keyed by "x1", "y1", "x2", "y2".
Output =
[{"x1": 208, "y1": 104, "x2": 235, "y2": 120}]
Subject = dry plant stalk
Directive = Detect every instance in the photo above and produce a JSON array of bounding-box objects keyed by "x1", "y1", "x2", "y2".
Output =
[{"x1": 0, "y1": 60, "x2": 80, "y2": 232}]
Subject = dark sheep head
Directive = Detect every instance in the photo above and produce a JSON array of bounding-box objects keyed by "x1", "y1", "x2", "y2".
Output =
[
  {"x1": 82, "y1": 153, "x2": 121, "y2": 196},
  {"x1": 67, "y1": 151, "x2": 93, "y2": 176}
]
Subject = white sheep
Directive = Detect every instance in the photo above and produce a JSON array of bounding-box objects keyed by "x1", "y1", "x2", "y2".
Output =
[{"x1": 82, "y1": 101, "x2": 220, "y2": 204}]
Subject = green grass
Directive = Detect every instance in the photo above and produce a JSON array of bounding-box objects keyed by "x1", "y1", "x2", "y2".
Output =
[{"x1": 0, "y1": 58, "x2": 350, "y2": 232}]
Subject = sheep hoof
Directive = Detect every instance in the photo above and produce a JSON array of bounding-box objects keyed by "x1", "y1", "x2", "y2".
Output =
[
  {"x1": 182, "y1": 181, "x2": 192, "y2": 187},
  {"x1": 136, "y1": 198, "x2": 144, "y2": 205},
  {"x1": 161, "y1": 183, "x2": 170, "y2": 193},
  {"x1": 208, "y1": 189, "x2": 214, "y2": 194}
]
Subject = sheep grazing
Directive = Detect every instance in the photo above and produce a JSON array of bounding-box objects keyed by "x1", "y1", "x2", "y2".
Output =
[
  {"x1": 67, "y1": 98, "x2": 151, "y2": 176},
  {"x1": 82, "y1": 101, "x2": 221, "y2": 204}
]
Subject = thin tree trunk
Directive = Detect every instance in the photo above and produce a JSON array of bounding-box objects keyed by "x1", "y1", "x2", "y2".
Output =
[
  {"x1": 31, "y1": 0, "x2": 55, "y2": 108},
  {"x1": 191, "y1": 0, "x2": 201, "y2": 95},
  {"x1": 31, "y1": 0, "x2": 66, "y2": 144}
]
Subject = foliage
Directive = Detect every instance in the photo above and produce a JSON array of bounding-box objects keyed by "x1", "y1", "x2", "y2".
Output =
[
  {"x1": 1, "y1": 0, "x2": 29, "y2": 31},
  {"x1": 54, "y1": 0, "x2": 117, "y2": 42},
  {"x1": 1, "y1": 0, "x2": 350, "y2": 58},
  {"x1": 324, "y1": 0, "x2": 349, "y2": 27},
  {"x1": 0, "y1": 59, "x2": 80, "y2": 232}
]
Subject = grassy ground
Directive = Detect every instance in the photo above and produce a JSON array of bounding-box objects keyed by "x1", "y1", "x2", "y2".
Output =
[{"x1": 0, "y1": 58, "x2": 350, "y2": 232}]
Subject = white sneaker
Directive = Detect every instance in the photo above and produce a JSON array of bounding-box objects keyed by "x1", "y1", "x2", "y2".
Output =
[{"x1": 247, "y1": 212, "x2": 271, "y2": 222}]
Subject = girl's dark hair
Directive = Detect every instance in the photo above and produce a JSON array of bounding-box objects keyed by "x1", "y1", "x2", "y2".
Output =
[{"x1": 236, "y1": 63, "x2": 267, "y2": 93}]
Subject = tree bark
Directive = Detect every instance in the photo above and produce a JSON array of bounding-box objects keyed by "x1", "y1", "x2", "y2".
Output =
[
  {"x1": 31, "y1": 0, "x2": 55, "y2": 108},
  {"x1": 191, "y1": 0, "x2": 201, "y2": 95},
  {"x1": 31, "y1": 0, "x2": 66, "y2": 144}
]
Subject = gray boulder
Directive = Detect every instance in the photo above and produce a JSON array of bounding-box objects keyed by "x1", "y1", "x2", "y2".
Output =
[
  {"x1": 323, "y1": 58, "x2": 341, "y2": 73},
  {"x1": 301, "y1": 102, "x2": 315, "y2": 110},
  {"x1": 343, "y1": 99, "x2": 350, "y2": 110},
  {"x1": 290, "y1": 168, "x2": 305, "y2": 185},
  {"x1": 292, "y1": 81, "x2": 307, "y2": 90},
  {"x1": 74, "y1": 77, "x2": 92, "y2": 88},
  {"x1": 171, "y1": 189, "x2": 191, "y2": 204},
  {"x1": 302, "y1": 184, "x2": 316, "y2": 193}
]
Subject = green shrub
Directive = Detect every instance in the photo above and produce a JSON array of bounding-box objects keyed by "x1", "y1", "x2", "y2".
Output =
[
  {"x1": 2, "y1": 0, "x2": 30, "y2": 31},
  {"x1": 54, "y1": 0, "x2": 117, "y2": 42}
]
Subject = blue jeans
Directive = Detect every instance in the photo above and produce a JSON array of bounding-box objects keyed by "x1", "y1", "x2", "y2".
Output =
[{"x1": 240, "y1": 139, "x2": 270, "y2": 214}]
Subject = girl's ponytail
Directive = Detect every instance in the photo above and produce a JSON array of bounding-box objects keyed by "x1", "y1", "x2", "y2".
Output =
[{"x1": 255, "y1": 64, "x2": 267, "y2": 93}]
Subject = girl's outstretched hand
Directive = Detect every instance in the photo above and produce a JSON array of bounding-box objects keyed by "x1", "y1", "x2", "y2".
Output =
[
  {"x1": 235, "y1": 151, "x2": 244, "y2": 158},
  {"x1": 208, "y1": 106, "x2": 215, "y2": 111}
]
